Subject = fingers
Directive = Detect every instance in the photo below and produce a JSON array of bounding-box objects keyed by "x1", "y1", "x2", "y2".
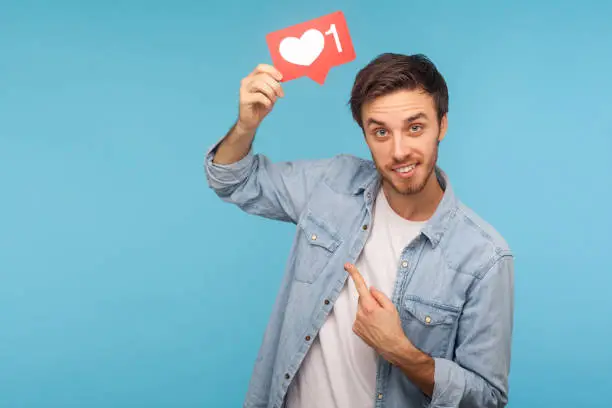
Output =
[
  {"x1": 249, "y1": 76, "x2": 284, "y2": 100},
  {"x1": 370, "y1": 287, "x2": 395, "y2": 310},
  {"x1": 252, "y1": 63, "x2": 283, "y2": 82},
  {"x1": 346, "y1": 263, "x2": 394, "y2": 312},
  {"x1": 243, "y1": 91, "x2": 273, "y2": 110},
  {"x1": 242, "y1": 82, "x2": 273, "y2": 106},
  {"x1": 240, "y1": 73, "x2": 284, "y2": 112},
  {"x1": 345, "y1": 263, "x2": 370, "y2": 298},
  {"x1": 235, "y1": 63, "x2": 284, "y2": 131},
  {"x1": 244, "y1": 64, "x2": 284, "y2": 97}
]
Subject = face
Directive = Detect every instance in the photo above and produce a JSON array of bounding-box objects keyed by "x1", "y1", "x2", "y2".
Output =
[{"x1": 361, "y1": 88, "x2": 447, "y2": 197}]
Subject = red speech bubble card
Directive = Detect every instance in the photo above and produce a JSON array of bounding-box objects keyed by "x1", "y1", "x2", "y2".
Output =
[{"x1": 266, "y1": 11, "x2": 356, "y2": 84}]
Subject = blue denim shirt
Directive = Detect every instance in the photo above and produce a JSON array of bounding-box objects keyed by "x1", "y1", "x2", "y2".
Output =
[{"x1": 204, "y1": 137, "x2": 514, "y2": 408}]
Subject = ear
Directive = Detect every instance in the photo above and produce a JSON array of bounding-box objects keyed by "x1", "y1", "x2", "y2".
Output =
[{"x1": 437, "y1": 114, "x2": 448, "y2": 142}]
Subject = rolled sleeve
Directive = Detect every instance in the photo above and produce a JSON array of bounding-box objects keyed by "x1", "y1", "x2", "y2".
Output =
[
  {"x1": 202, "y1": 134, "x2": 336, "y2": 224},
  {"x1": 430, "y1": 357, "x2": 467, "y2": 406},
  {"x1": 204, "y1": 136, "x2": 255, "y2": 190},
  {"x1": 428, "y1": 254, "x2": 514, "y2": 408}
]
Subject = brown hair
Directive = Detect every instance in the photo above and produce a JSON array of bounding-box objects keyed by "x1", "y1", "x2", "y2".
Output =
[{"x1": 349, "y1": 53, "x2": 449, "y2": 128}]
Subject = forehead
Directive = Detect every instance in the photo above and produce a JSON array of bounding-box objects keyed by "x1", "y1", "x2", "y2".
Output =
[{"x1": 362, "y1": 89, "x2": 436, "y2": 121}]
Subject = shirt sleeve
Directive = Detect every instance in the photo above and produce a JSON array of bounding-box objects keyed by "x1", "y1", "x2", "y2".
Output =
[
  {"x1": 428, "y1": 254, "x2": 514, "y2": 408},
  {"x1": 204, "y1": 135, "x2": 334, "y2": 224}
]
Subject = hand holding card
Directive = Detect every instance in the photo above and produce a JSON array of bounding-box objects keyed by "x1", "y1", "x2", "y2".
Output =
[
  {"x1": 266, "y1": 11, "x2": 356, "y2": 84},
  {"x1": 236, "y1": 64, "x2": 284, "y2": 134}
]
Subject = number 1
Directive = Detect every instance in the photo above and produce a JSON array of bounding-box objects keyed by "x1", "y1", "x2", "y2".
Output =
[{"x1": 325, "y1": 23, "x2": 343, "y2": 53}]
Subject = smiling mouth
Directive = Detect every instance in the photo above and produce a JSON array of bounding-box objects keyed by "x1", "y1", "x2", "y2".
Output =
[{"x1": 394, "y1": 164, "x2": 416, "y2": 173}]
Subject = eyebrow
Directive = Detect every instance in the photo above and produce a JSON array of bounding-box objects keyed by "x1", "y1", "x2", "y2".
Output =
[{"x1": 365, "y1": 112, "x2": 428, "y2": 127}]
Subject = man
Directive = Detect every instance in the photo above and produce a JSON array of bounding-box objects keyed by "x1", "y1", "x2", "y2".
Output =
[{"x1": 205, "y1": 53, "x2": 514, "y2": 408}]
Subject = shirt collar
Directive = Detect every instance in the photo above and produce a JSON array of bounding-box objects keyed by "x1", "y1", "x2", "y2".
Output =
[
  {"x1": 359, "y1": 166, "x2": 458, "y2": 249},
  {"x1": 420, "y1": 167, "x2": 458, "y2": 248}
]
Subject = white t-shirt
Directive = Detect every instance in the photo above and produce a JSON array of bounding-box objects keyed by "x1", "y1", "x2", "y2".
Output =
[{"x1": 285, "y1": 188, "x2": 425, "y2": 408}]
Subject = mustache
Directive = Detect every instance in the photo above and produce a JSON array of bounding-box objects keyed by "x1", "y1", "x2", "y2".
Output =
[{"x1": 390, "y1": 157, "x2": 419, "y2": 165}]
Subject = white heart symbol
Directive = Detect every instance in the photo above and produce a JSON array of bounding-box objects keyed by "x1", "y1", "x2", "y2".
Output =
[{"x1": 278, "y1": 29, "x2": 325, "y2": 66}]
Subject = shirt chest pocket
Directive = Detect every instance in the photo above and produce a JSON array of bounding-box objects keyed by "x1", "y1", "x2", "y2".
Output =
[
  {"x1": 401, "y1": 296, "x2": 460, "y2": 359},
  {"x1": 293, "y1": 212, "x2": 342, "y2": 284}
]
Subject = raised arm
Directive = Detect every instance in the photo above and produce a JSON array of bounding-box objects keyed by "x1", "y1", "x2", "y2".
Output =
[
  {"x1": 212, "y1": 64, "x2": 284, "y2": 166},
  {"x1": 204, "y1": 64, "x2": 333, "y2": 224}
]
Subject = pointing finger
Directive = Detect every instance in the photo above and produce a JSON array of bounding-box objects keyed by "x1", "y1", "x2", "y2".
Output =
[
  {"x1": 345, "y1": 263, "x2": 370, "y2": 298},
  {"x1": 370, "y1": 287, "x2": 395, "y2": 310}
]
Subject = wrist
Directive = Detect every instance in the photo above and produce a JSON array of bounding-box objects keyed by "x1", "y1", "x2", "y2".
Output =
[
  {"x1": 212, "y1": 120, "x2": 256, "y2": 165},
  {"x1": 382, "y1": 335, "x2": 419, "y2": 367},
  {"x1": 233, "y1": 120, "x2": 257, "y2": 140},
  {"x1": 383, "y1": 336, "x2": 435, "y2": 398}
]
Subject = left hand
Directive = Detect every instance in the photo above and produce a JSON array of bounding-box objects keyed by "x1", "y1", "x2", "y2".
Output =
[{"x1": 344, "y1": 262, "x2": 414, "y2": 358}]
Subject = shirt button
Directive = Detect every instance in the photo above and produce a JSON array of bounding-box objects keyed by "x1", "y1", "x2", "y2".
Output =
[
  {"x1": 425, "y1": 316, "x2": 432, "y2": 324},
  {"x1": 362, "y1": 224, "x2": 368, "y2": 230},
  {"x1": 305, "y1": 335, "x2": 311, "y2": 341},
  {"x1": 401, "y1": 261, "x2": 408, "y2": 268},
  {"x1": 378, "y1": 393, "x2": 383, "y2": 399},
  {"x1": 324, "y1": 299, "x2": 330, "y2": 305},
  {"x1": 285, "y1": 373, "x2": 290, "y2": 379},
  {"x1": 311, "y1": 234, "x2": 317, "y2": 241}
]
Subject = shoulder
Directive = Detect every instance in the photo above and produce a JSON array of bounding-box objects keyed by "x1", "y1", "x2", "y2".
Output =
[
  {"x1": 457, "y1": 201, "x2": 511, "y2": 253},
  {"x1": 320, "y1": 154, "x2": 378, "y2": 195},
  {"x1": 441, "y1": 199, "x2": 512, "y2": 280}
]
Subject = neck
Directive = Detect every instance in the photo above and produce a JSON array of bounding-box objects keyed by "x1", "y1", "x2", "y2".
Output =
[{"x1": 382, "y1": 169, "x2": 444, "y2": 222}]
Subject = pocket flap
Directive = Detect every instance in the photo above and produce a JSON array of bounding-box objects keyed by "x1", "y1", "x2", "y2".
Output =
[
  {"x1": 298, "y1": 212, "x2": 341, "y2": 252},
  {"x1": 403, "y1": 297, "x2": 459, "y2": 326}
]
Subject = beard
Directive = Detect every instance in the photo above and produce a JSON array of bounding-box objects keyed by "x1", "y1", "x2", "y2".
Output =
[{"x1": 376, "y1": 139, "x2": 439, "y2": 196}]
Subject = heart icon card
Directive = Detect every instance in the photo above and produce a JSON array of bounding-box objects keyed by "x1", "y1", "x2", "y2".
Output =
[{"x1": 265, "y1": 11, "x2": 356, "y2": 84}]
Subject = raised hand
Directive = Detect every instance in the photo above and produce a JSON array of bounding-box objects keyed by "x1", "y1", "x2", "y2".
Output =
[{"x1": 237, "y1": 64, "x2": 284, "y2": 133}]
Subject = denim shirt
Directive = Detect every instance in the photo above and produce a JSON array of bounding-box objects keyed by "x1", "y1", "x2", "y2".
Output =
[{"x1": 204, "y1": 137, "x2": 514, "y2": 408}]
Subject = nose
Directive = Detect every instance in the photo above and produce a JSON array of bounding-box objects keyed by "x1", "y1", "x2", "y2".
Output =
[{"x1": 391, "y1": 133, "x2": 411, "y2": 162}]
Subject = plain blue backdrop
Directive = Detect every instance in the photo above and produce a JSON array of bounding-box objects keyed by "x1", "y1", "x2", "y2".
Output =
[{"x1": 1, "y1": 1, "x2": 611, "y2": 407}]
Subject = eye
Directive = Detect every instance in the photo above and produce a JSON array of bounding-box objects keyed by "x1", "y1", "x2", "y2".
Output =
[
  {"x1": 410, "y1": 124, "x2": 423, "y2": 133},
  {"x1": 374, "y1": 128, "x2": 388, "y2": 138}
]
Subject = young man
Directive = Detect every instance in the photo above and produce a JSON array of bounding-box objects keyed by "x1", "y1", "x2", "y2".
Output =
[{"x1": 205, "y1": 53, "x2": 514, "y2": 408}]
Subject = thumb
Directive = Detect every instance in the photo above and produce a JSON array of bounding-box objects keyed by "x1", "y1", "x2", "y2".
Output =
[{"x1": 370, "y1": 287, "x2": 395, "y2": 310}]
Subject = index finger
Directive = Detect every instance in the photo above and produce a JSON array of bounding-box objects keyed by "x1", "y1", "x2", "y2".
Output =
[
  {"x1": 345, "y1": 263, "x2": 370, "y2": 298},
  {"x1": 253, "y1": 63, "x2": 283, "y2": 82}
]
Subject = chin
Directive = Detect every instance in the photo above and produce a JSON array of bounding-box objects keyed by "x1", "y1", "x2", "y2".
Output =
[
  {"x1": 394, "y1": 180, "x2": 427, "y2": 195},
  {"x1": 385, "y1": 167, "x2": 430, "y2": 195}
]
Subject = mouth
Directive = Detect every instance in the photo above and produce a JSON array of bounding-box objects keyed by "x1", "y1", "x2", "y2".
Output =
[{"x1": 391, "y1": 163, "x2": 417, "y2": 178}]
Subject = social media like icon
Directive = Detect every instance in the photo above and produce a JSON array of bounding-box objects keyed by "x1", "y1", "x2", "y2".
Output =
[{"x1": 266, "y1": 11, "x2": 356, "y2": 84}]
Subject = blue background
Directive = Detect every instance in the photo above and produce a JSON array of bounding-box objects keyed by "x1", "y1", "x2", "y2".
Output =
[{"x1": 1, "y1": 1, "x2": 611, "y2": 407}]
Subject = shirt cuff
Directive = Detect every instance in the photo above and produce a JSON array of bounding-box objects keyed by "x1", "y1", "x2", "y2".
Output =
[
  {"x1": 428, "y1": 357, "x2": 466, "y2": 407},
  {"x1": 204, "y1": 135, "x2": 255, "y2": 188}
]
